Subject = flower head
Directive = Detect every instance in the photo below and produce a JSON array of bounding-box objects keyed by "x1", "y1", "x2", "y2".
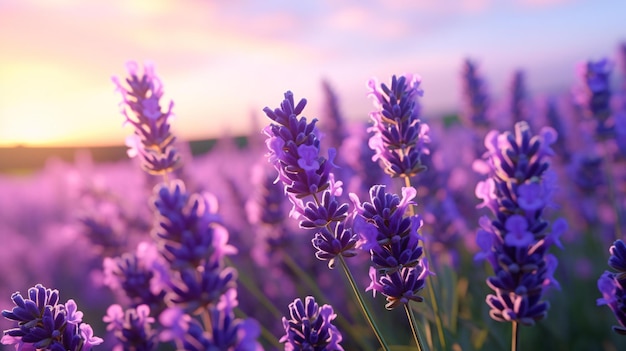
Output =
[
  {"x1": 474, "y1": 121, "x2": 566, "y2": 325},
  {"x1": 281, "y1": 296, "x2": 343, "y2": 351},
  {"x1": 2, "y1": 284, "x2": 101, "y2": 351},
  {"x1": 460, "y1": 58, "x2": 491, "y2": 128},
  {"x1": 598, "y1": 240, "x2": 626, "y2": 334},
  {"x1": 113, "y1": 61, "x2": 180, "y2": 175},
  {"x1": 367, "y1": 74, "x2": 430, "y2": 178},
  {"x1": 104, "y1": 304, "x2": 157, "y2": 350}
]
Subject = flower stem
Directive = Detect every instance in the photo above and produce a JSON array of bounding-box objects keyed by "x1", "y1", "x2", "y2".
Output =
[
  {"x1": 405, "y1": 303, "x2": 425, "y2": 351},
  {"x1": 338, "y1": 255, "x2": 391, "y2": 351},
  {"x1": 511, "y1": 321, "x2": 519, "y2": 351},
  {"x1": 224, "y1": 257, "x2": 283, "y2": 319},
  {"x1": 403, "y1": 176, "x2": 446, "y2": 350}
]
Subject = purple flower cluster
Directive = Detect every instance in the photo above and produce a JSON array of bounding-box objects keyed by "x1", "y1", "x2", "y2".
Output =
[
  {"x1": 1, "y1": 284, "x2": 102, "y2": 351},
  {"x1": 474, "y1": 121, "x2": 566, "y2": 325},
  {"x1": 105, "y1": 62, "x2": 262, "y2": 350},
  {"x1": 263, "y1": 91, "x2": 358, "y2": 268},
  {"x1": 159, "y1": 291, "x2": 261, "y2": 351},
  {"x1": 102, "y1": 242, "x2": 167, "y2": 309},
  {"x1": 113, "y1": 61, "x2": 180, "y2": 175},
  {"x1": 103, "y1": 304, "x2": 157, "y2": 351},
  {"x1": 151, "y1": 180, "x2": 237, "y2": 313},
  {"x1": 576, "y1": 58, "x2": 614, "y2": 137},
  {"x1": 367, "y1": 74, "x2": 430, "y2": 178},
  {"x1": 509, "y1": 70, "x2": 528, "y2": 126},
  {"x1": 460, "y1": 59, "x2": 491, "y2": 129},
  {"x1": 280, "y1": 296, "x2": 343, "y2": 351},
  {"x1": 351, "y1": 185, "x2": 429, "y2": 310},
  {"x1": 598, "y1": 239, "x2": 626, "y2": 335}
]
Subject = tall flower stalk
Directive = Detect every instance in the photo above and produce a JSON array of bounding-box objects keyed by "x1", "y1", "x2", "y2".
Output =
[
  {"x1": 575, "y1": 58, "x2": 623, "y2": 241},
  {"x1": 110, "y1": 61, "x2": 262, "y2": 350},
  {"x1": 263, "y1": 91, "x2": 388, "y2": 351},
  {"x1": 366, "y1": 74, "x2": 437, "y2": 349},
  {"x1": 474, "y1": 121, "x2": 566, "y2": 350}
]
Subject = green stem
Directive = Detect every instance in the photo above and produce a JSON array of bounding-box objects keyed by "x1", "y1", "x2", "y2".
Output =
[
  {"x1": 224, "y1": 257, "x2": 283, "y2": 319},
  {"x1": 337, "y1": 255, "x2": 391, "y2": 351},
  {"x1": 403, "y1": 176, "x2": 446, "y2": 350},
  {"x1": 405, "y1": 303, "x2": 425, "y2": 351},
  {"x1": 511, "y1": 321, "x2": 519, "y2": 351}
]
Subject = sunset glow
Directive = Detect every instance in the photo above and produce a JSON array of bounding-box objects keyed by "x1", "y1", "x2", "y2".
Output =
[{"x1": 0, "y1": 0, "x2": 624, "y2": 147}]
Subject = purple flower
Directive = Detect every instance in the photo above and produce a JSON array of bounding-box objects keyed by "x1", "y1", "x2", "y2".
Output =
[
  {"x1": 103, "y1": 304, "x2": 157, "y2": 351},
  {"x1": 474, "y1": 121, "x2": 566, "y2": 326},
  {"x1": 263, "y1": 91, "x2": 335, "y2": 201},
  {"x1": 509, "y1": 70, "x2": 528, "y2": 125},
  {"x1": 367, "y1": 74, "x2": 430, "y2": 178},
  {"x1": 151, "y1": 179, "x2": 235, "y2": 270},
  {"x1": 312, "y1": 222, "x2": 359, "y2": 268},
  {"x1": 263, "y1": 91, "x2": 359, "y2": 267},
  {"x1": 609, "y1": 240, "x2": 626, "y2": 273},
  {"x1": 504, "y1": 215, "x2": 534, "y2": 248},
  {"x1": 281, "y1": 296, "x2": 343, "y2": 351},
  {"x1": 575, "y1": 58, "x2": 614, "y2": 137},
  {"x1": 165, "y1": 260, "x2": 236, "y2": 315},
  {"x1": 319, "y1": 79, "x2": 348, "y2": 150},
  {"x1": 1, "y1": 284, "x2": 101, "y2": 351},
  {"x1": 460, "y1": 58, "x2": 491, "y2": 128},
  {"x1": 113, "y1": 61, "x2": 181, "y2": 175},
  {"x1": 172, "y1": 304, "x2": 262, "y2": 351},
  {"x1": 598, "y1": 240, "x2": 626, "y2": 334},
  {"x1": 102, "y1": 248, "x2": 166, "y2": 308},
  {"x1": 351, "y1": 185, "x2": 428, "y2": 309}
]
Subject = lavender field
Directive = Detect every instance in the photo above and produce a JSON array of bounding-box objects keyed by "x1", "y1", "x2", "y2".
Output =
[{"x1": 1, "y1": 43, "x2": 626, "y2": 351}]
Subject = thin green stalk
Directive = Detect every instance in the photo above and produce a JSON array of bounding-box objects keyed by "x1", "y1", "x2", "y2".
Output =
[
  {"x1": 405, "y1": 303, "x2": 425, "y2": 351},
  {"x1": 224, "y1": 257, "x2": 283, "y2": 319},
  {"x1": 404, "y1": 176, "x2": 446, "y2": 350},
  {"x1": 338, "y1": 255, "x2": 391, "y2": 351},
  {"x1": 511, "y1": 321, "x2": 519, "y2": 351}
]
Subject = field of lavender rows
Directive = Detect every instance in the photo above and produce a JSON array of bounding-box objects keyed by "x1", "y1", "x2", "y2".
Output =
[{"x1": 0, "y1": 43, "x2": 625, "y2": 351}]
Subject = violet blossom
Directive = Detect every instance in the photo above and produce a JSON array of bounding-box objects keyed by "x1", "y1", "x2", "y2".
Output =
[{"x1": 474, "y1": 121, "x2": 567, "y2": 326}]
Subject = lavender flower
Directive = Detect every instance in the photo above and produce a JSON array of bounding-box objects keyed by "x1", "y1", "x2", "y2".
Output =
[
  {"x1": 263, "y1": 91, "x2": 358, "y2": 267},
  {"x1": 598, "y1": 239, "x2": 626, "y2": 335},
  {"x1": 159, "y1": 290, "x2": 262, "y2": 350},
  {"x1": 281, "y1": 296, "x2": 343, "y2": 351},
  {"x1": 113, "y1": 61, "x2": 180, "y2": 175},
  {"x1": 576, "y1": 58, "x2": 614, "y2": 137},
  {"x1": 509, "y1": 70, "x2": 528, "y2": 125},
  {"x1": 320, "y1": 79, "x2": 348, "y2": 150},
  {"x1": 474, "y1": 121, "x2": 566, "y2": 326},
  {"x1": 151, "y1": 179, "x2": 235, "y2": 270},
  {"x1": 351, "y1": 185, "x2": 429, "y2": 310},
  {"x1": 367, "y1": 74, "x2": 430, "y2": 178},
  {"x1": 460, "y1": 58, "x2": 491, "y2": 128},
  {"x1": 103, "y1": 304, "x2": 157, "y2": 351},
  {"x1": 2, "y1": 284, "x2": 102, "y2": 351},
  {"x1": 102, "y1": 242, "x2": 168, "y2": 309}
]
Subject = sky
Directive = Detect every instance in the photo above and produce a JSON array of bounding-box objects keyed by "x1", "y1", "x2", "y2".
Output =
[{"x1": 0, "y1": 0, "x2": 624, "y2": 147}]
